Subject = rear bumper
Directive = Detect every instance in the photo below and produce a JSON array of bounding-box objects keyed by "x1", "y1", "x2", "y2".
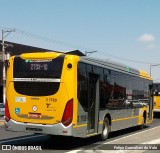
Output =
[{"x1": 5, "y1": 119, "x2": 73, "y2": 136}]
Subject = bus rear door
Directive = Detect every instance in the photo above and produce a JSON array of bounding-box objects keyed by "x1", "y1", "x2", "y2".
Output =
[{"x1": 87, "y1": 73, "x2": 99, "y2": 134}]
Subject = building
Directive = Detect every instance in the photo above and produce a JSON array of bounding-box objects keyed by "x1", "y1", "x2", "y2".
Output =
[
  {"x1": 0, "y1": 41, "x2": 85, "y2": 103},
  {"x1": 0, "y1": 41, "x2": 52, "y2": 103}
]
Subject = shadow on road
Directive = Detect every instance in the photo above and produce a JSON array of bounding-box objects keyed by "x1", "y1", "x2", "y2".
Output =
[
  {"x1": 153, "y1": 112, "x2": 160, "y2": 118},
  {"x1": 0, "y1": 125, "x2": 150, "y2": 151}
]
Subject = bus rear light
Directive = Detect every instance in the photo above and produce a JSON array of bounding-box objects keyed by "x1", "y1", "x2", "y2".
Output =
[
  {"x1": 61, "y1": 99, "x2": 73, "y2": 127},
  {"x1": 5, "y1": 99, "x2": 11, "y2": 122}
]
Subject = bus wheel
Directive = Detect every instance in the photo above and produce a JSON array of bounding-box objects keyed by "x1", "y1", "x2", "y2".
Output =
[
  {"x1": 100, "y1": 118, "x2": 110, "y2": 141},
  {"x1": 139, "y1": 115, "x2": 146, "y2": 129}
]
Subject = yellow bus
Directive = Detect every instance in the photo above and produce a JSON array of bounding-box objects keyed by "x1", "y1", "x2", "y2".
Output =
[
  {"x1": 153, "y1": 83, "x2": 160, "y2": 112},
  {"x1": 5, "y1": 51, "x2": 153, "y2": 140}
]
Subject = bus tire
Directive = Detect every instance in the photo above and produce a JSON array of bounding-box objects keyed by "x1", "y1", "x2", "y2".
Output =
[
  {"x1": 100, "y1": 118, "x2": 110, "y2": 141},
  {"x1": 139, "y1": 114, "x2": 146, "y2": 129}
]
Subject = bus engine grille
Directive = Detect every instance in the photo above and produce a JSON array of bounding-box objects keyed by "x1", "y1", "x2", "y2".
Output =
[{"x1": 14, "y1": 82, "x2": 60, "y2": 96}]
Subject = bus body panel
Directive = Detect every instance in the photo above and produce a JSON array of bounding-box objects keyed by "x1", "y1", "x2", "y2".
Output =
[
  {"x1": 5, "y1": 119, "x2": 73, "y2": 136},
  {"x1": 5, "y1": 52, "x2": 153, "y2": 139},
  {"x1": 6, "y1": 53, "x2": 80, "y2": 126},
  {"x1": 153, "y1": 83, "x2": 160, "y2": 113},
  {"x1": 7, "y1": 82, "x2": 69, "y2": 125},
  {"x1": 153, "y1": 96, "x2": 160, "y2": 112}
]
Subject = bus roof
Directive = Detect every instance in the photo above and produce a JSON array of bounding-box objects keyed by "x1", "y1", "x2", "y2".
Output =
[
  {"x1": 79, "y1": 56, "x2": 152, "y2": 80},
  {"x1": 16, "y1": 51, "x2": 152, "y2": 80}
]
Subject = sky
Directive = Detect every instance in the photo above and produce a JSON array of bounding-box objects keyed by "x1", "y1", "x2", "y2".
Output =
[{"x1": 1, "y1": 0, "x2": 160, "y2": 81}]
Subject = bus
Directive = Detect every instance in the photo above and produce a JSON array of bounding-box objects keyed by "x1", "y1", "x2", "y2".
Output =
[
  {"x1": 5, "y1": 51, "x2": 153, "y2": 140},
  {"x1": 153, "y1": 83, "x2": 160, "y2": 112}
]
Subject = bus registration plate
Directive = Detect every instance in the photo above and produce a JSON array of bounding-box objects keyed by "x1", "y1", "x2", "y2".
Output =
[{"x1": 29, "y1": 113, "x2": 41, "y2": 118}]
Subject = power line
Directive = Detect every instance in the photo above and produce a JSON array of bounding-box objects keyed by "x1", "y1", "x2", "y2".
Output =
[
  {"x1": 85, "y1": 50, "x2": 97, "y2": 56},
  {"x1": 154, "y1": 77, "x2": 160, "y2": 82},
  {"x1": 15, "y1": 28, "x2": 92, "y2": 52},
  {"x1": 16, "y1": 29, "x2": 159, "y2": 65},
  {"x1": 99, "y1": 51, "x2": 160, "y2": 65},
  {"x1": 1, "y1": 27, "x2": 159, "y2": 65}
]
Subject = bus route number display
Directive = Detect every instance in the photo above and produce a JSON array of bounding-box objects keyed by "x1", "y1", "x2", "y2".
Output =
[{"x1": 29, "y1": 63, "x2": 48, "y2": 71}]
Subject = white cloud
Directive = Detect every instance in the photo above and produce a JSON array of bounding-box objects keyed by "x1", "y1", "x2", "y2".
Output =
[
  {"x1": 137, "y1": 33, "x2": 155, "y2": 43},
  {"x1": 147, "y1": 44, "x2": 156, "y2": 49}
]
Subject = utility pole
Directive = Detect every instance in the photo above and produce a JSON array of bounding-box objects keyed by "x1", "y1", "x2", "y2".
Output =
[
  {"x1": 85, "y1": 50, "x2": 97, "y2": 56},
  {"x1": 1, "y1": 29, "x2": 15, "y2": 104}
]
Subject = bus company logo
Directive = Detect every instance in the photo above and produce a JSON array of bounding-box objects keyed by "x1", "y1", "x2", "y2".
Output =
[
  {"x1": 46, "y1": 103, "x2": 51, "y2": 108},
  {"x1": 32, "y1": 106, "x2": 38, "y2": 112},
  {"x1": 29, "y1": 60, "x2": 52, "y2": 62}
]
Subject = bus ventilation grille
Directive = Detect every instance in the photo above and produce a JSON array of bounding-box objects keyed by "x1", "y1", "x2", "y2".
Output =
[{"x1": 14, "y1": 82, "x2": 60, "y2": 96}]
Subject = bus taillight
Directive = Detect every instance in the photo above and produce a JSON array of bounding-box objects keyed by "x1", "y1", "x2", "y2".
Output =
[
  {"x1": 62, "y1": 99, "x2": 73, "y2": 127},
  {"x1": 5, "y1": 99, "x2": 11, "y2": 122}
]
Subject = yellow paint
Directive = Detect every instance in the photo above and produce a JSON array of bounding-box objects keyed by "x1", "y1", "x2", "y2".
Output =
[
  {"x1": 74, "y1": 121, "x2": 103, "y2": 128},
  {"x1": 74, "y1": 124, "x2": 87, "y2": 128},
  {"x1": 112, "y1": 116, "x2": 139, "y2": 122},
  {"x1": 20, "y1": 52, "x2": 63, "y2": 60},
  {"x1": 6, "y1": 52, "x2": 80, "y2": 125},
  {"x1": 137, "y1": 106, "x2": 153, "y2": 125},
  {"x1": 99, "y1": 121, "x2": 103, "y2": 124},
  {"x1": 153, "y1": 96, "x2": 160, "y2": 112},
  {"x1": 139, "y1": 70, "x2": 152, "y2": 80},
  {"x1": 6, "y1": 51, "x2": 153, "y2": 136}
]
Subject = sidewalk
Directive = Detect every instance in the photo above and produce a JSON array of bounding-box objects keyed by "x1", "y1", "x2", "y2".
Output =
[
  {"x1": 95, "y1": 126, "x2": 160, "y2": 153},
  {"x1": 68, "y1": 126, "x2": 160, "y2": 153}
]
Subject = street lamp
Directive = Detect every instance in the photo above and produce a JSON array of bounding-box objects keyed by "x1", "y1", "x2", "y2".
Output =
[
  {"x1": 85, "y1": 50, "x2": 97, "y2": 56},
  {"x1": 150, "y1": 64, "x2": 160, "y2": 77}
]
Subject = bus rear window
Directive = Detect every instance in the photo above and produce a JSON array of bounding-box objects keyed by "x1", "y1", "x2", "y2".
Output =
[
  {"x1": 13, "y1": 55, "x2": 65, "y2": 79},
  {"x1": 13, "y1": 55, "x2": 65, "y2": 96}
]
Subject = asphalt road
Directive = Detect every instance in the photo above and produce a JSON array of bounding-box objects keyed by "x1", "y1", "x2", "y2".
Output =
[{"x1": 0, "y1": 113, "x2": 160, "y2": 153}]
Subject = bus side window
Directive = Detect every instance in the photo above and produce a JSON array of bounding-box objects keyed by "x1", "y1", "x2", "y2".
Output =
[
  {"x1": 100, "y1": 75, "x2": 110, "y2": 109},
  {"x1": 114, "y1": 72, "x2": 126, "y2": 109},
  {"x1": 77, "y1": 63, "x2": 89, "y2": 111}
]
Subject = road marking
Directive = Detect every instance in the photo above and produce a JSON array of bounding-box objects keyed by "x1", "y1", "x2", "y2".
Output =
[
  {"x1": 66, "y1": 126, "x2": 160, "y2": 153},
  {"x1": 104, "y1": 125, "x2": 160, "y2": 144},
  {"x1": 142, "y1": 138, "x2": 160, "y2": 144},
  {"x1": 0, "y1": 134, "x2": 45, "y2": 144}
]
